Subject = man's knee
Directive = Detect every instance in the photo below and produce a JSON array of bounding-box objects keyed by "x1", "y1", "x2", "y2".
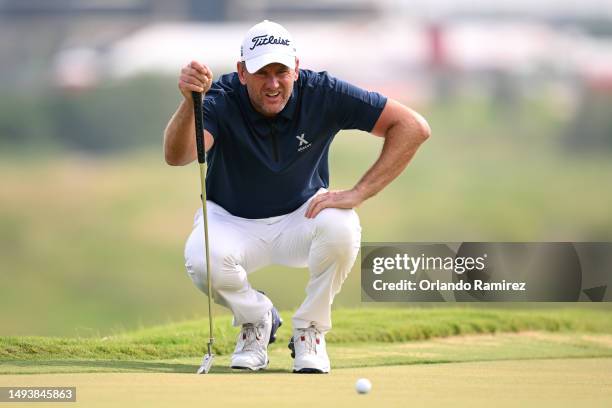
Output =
[
  {"x1": 313, "y1": 208, "x2": 361, "y2": 257},
  {"x1": 184, "y1": 249, "x2": 247, "y2": 294}
]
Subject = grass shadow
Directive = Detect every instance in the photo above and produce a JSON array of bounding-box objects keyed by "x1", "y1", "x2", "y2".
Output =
[{"x1": 1, "y1": 359, "x2": 291, "y2": 375}]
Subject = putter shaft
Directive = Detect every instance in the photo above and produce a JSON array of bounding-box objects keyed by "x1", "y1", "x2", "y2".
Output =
[
  {"x1": 193, "y1": 91, "x2": 215, "y2": 374},
  {"x1": 199, "y1": 162, "x2": 215, "y2": 349}
]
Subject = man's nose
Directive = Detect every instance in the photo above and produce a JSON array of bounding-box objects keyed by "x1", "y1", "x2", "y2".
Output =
[{"x1": 264, "y1": 74, "x2": 279, "y2": 89}]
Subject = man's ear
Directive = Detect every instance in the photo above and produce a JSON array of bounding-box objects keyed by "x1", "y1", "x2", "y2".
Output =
[
  {"x1": 237, "y1": 61, "x2": 247, "y2": 85},
  {"x1": 294, "y1": 57, "x2": 300, "y2": 80}
]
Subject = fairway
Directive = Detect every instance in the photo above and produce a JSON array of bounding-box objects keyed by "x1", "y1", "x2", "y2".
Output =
[{"x1": 2, "y1": 359, "x2": 610, "y2": 408}]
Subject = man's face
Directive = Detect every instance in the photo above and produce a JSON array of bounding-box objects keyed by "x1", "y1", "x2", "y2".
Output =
[{"x1": 237, "y1": 60, "x2": 299, "y2": 117}]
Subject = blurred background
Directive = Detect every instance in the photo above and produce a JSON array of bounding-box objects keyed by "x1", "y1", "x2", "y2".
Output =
[{"x1": 1, "y1": 0, "x2": 611, "y2": 337}]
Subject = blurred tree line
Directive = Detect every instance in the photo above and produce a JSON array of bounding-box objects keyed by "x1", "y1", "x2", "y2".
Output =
[
  {"x1": 566, "y1": 84, "x2": 612, "y2": 152},
  {"x1": 0, "y1": 76, "x2": 179, "y2": 153},
  {"x1": 1, "y1": 74, "x2": 612, "y2": 154}
]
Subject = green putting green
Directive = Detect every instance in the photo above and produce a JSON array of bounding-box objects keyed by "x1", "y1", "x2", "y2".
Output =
[{"x1": 2, "y1": 359, "x2": 610, "y2": 408}]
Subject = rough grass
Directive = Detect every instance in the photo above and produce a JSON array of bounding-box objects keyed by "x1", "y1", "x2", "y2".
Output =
[{"x1": 2, "y1": 307, "x2": 611, "y2": 361}]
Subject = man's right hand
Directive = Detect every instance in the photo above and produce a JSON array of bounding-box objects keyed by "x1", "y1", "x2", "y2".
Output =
[
  {"x1": 178, "y1": 61, "x2": 213, "y2": 99},
  {"x1": 164, "y1": 61, "x2": 215, "y2": 166}
]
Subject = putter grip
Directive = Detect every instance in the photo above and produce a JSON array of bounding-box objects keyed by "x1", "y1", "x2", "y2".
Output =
[{"x1": 191, "y1": 91, "x2": 206, "y2": 164}]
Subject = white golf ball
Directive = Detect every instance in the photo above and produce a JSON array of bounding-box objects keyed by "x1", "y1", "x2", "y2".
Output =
[{"x1": 355, "y1": 378, "x2": 372, "y2": 394}]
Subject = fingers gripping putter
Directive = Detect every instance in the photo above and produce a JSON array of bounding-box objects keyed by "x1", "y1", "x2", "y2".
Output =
[{"x1": 192, "y1": 91, "x2": 215, "y2": 374}]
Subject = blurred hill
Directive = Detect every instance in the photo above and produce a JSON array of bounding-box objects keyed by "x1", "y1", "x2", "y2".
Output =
[{"x1": 0, "y1": 76, "x2": 179, "y2": 153}]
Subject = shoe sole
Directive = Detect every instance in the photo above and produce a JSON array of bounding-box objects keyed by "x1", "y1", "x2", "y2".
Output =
[
  {"x1": 256, "y1": 291, "x2": 283, "y2": 344},
  {"x1": 231, "y1": 360, "x2": 269, "y2": 371},
  {"x1": 269, "y1": 307, "x2": 282, "y2": 344},
  {"x1": 288, "y1": 337, "x2": 296, "y2": 358},
  {"x1": 293, "y1": 368, "x2": 329, "y2": 374}
]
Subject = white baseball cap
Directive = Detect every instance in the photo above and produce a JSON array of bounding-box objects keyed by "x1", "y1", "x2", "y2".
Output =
[{"x1": 241, "y1": 20, "x2": 296, "y2": 74}]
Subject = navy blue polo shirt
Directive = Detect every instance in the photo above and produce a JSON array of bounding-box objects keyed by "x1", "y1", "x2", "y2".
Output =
[{"x1": 202, "y1": 69, "x2": 387, "y2": 219}]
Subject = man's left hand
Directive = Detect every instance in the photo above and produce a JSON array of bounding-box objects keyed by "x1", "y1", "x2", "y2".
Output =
[{"x1": 305, "y1": 189, "x2": 365, "y2": 218}]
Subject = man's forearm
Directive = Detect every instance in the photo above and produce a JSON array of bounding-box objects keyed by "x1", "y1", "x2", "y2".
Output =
[
  {"x1": 164, "y1": 99, "x2": 197, "y2": 166},
  {"x1": 304, "y1": 100, "x2": 430, "y2": 219},
  {"x1": 353, "y1": 117, "x2": 430, "y2": 200}
]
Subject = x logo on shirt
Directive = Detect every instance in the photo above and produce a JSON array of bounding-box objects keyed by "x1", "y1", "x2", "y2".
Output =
[{"x1": 296, "y1": 133, "x2": 308, "y2": 146}]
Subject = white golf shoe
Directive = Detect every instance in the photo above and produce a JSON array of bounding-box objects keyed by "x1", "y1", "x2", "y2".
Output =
[
  {"x1": 230, "y1": 307, "x2": 282, "y2": 371},
  {"x1": 289, "y1": 326, "x2": 330, "y2": 374}
]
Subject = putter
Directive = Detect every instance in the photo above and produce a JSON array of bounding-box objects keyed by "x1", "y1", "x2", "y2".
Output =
[{"x1": 192, "y1": 91, "x2": 215, "y2": 374}]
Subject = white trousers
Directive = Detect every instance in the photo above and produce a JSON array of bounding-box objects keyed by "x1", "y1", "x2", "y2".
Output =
[{"x1": 183, "y1": 190, "x2": 361, "y2": 332}]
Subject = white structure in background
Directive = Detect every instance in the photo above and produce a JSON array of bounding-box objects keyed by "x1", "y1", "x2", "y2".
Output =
[
  {"x1": 102, "y1": 20, "x2": 612, "y2": 78},
  {"x1": 51, "y1": 1, "x2": 612, "y2": 95},
  {"x1": 359, "y1": 0, "x2": 612, "y2": 20},
  {"x1": 106, "y1": 23, "x2": 246, "y2": 79},
  {"x1": 53, "y1": 47, "x2": 102, "y2": 89},
  {"x1": 104, "y1": 21, "x2": 427, "y2": 82}
]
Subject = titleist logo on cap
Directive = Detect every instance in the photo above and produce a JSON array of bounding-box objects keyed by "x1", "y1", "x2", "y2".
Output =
[{"x1": 250, "y1": 35, "x2": 291, "y2": 50}]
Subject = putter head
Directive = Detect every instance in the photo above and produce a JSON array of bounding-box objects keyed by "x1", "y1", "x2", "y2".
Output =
[{"x1": 197, "y1": 353, "x2": 214, "y2": 374}]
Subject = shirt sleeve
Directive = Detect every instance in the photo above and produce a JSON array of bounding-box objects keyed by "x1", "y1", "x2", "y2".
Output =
[
  {"x1": 203, "y1": 89, "x2": 221, "y2": 140},
  {"x1": 329, "y1": 76, "x2": 387, "y2": 132}
]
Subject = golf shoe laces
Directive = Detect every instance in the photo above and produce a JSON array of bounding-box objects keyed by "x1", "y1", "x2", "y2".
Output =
[
  {"x1": 296, "y1": 327, "x2": 321, "y2": 355},
  {"x1": 237, "y1": 323, "x2": 266, "y2": 353}
]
